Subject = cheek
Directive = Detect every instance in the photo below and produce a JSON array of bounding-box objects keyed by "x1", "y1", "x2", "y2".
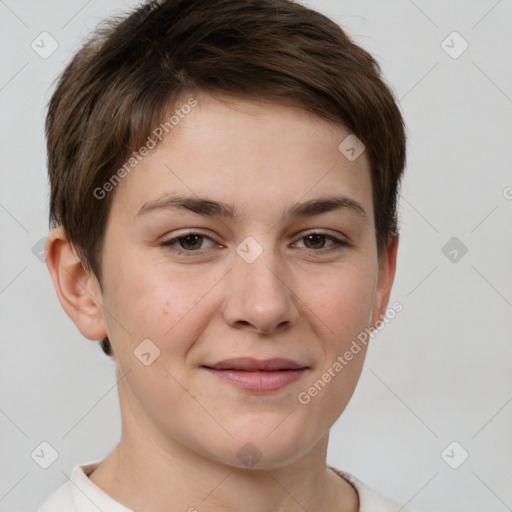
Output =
[
  {"x1": 295, "y1": 268, "x2": 374, "y2": 426},
  {"x1": 109, "y1": 263, "x2": 224, "y2": 354},
  {"x1": 307, "y1": 261, "x2": 377, "y2": 345}
]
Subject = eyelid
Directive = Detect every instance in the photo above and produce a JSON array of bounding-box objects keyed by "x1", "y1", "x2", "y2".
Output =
[
  {"x1": 160, "y1": 229, "x2": 220, "y2": 246},
  {"x1": 297, "y1": 228, "x2": 347, "y2": 241},
  {"x1": 166, "y1": 228, "x2": 215, "y2": 239}
]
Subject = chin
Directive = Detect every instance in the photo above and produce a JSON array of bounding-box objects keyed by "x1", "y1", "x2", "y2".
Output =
[{"x1": 205, "y1": 427, "x2": 315, "y2": 471}]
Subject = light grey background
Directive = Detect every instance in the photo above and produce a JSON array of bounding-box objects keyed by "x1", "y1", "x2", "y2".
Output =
[{"x1": 1, "y1": 1, "x2": 511, "y2": 511}]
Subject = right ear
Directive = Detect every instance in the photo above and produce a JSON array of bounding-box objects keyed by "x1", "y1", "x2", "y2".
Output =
[{"x1": 45, "y1": 226, "x2": 107, "y2": 341}]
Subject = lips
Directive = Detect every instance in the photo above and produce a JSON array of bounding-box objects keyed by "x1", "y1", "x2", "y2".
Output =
[
  {"x1": 202, "y1": 357, "x2": 307, "y2": 371},
  {"x1": 201, "y1": 358, "x2": 309, "y2": 392}
]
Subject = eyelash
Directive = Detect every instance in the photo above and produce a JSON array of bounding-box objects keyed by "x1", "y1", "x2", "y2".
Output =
[{"x1": 160, "y1": 230, "x2": 348, "y2": 256}]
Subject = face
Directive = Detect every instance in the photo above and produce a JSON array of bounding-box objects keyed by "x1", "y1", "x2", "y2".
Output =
[{"x1": 91, "y1": 93, "x2": 395, "y2": 468}]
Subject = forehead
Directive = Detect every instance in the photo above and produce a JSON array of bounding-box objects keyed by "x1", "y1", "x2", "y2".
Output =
[{"x1": 110, "y1": 93, "x2": 373, "y2": 224}]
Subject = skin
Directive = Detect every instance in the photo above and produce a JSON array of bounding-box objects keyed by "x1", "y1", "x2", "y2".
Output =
[{"x1": 46, "y1": 92, "x2": 398, "y2": 512}]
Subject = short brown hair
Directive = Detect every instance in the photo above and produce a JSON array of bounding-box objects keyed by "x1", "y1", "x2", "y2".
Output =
[{"x1": 46, "y1": 0, "x2": 406, "y2": 355}]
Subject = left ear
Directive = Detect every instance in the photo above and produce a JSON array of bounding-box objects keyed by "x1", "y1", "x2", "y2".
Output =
[{"x1": 369, "y1": 234, "x2": 399, "y2": 330}]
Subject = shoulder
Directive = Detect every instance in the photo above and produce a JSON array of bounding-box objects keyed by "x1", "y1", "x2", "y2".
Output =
[
  {"x1": 35, "y1": 461, "x2": 132, "y2": 512},
  {"x1": 36, "y1": 480, "x2": 74, "y2": 512},
  {"x1": 329, "y1": 466, "x2": 421, "y2": 512}
]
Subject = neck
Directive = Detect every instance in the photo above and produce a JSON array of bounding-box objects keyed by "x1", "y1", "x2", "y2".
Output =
[
  {"x1": 88, "y1": 379, "x2": 359, "y2": 512},
  {"x1": 90, "y1": 443, "x2": 358, "y2": 512}
]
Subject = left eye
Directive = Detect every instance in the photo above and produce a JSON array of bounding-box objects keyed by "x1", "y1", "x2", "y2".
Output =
[{"x1": 293, "y1": 232, "x2": 347, "y2": 251}]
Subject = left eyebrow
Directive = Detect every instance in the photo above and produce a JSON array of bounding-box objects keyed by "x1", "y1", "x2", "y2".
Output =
[
  {"x1": 284, "y1": 196, "x2": 367, "y2": 222},
  {"x1": 135, "y1": 194, "x2": 368, "y2": 223}
]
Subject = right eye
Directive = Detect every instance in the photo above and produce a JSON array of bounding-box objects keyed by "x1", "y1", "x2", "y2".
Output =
[{"x1": 160, "y1": 231, "x2": 219, "y2": 255}]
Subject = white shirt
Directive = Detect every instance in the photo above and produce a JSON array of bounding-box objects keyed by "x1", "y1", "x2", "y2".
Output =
[{"x1": 36, "y1": 460, "x2": 419, "y2": 512}]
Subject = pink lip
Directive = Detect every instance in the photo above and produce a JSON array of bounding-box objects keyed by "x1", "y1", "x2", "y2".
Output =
[
  {"x1": 204, "y1": 357, "x2": 306, "y2": 371},
  {"x1": 201, "y1": 357, "x2": 308, "y2": 392}
]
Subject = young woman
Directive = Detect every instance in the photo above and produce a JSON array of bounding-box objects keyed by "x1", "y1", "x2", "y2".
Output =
[{"x1": 39, "y1": 1, "x2": 413, "y2": 510}]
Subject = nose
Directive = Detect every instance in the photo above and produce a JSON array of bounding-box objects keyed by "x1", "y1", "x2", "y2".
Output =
[{"x1": 221, "y1": 243, "x2": 300, "y2": 335}]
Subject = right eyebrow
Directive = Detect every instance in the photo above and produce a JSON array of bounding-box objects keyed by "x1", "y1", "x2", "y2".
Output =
[{"x1": 136, "y1": 194, "x2": 237, "y2": 219}]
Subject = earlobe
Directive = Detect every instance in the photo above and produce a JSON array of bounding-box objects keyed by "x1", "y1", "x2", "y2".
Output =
[
  {"x1": 45, "y1": 226, "x2": 107, "y2": 341},
  {"x1": 369, "y1": 234, "x2": 399, "y2": 331}
]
